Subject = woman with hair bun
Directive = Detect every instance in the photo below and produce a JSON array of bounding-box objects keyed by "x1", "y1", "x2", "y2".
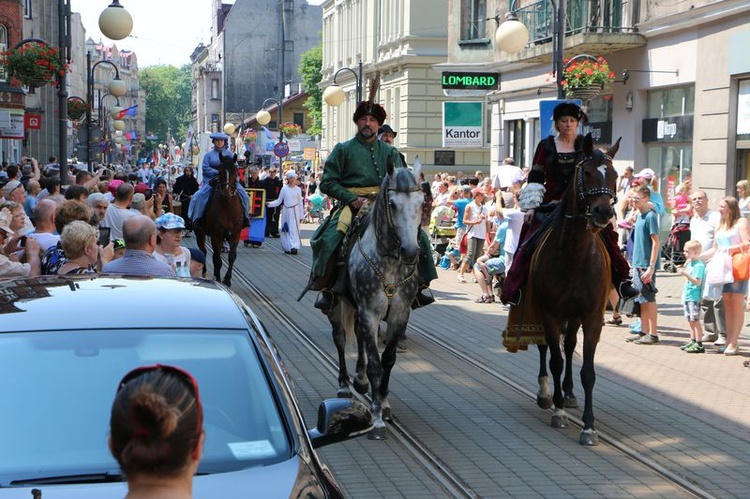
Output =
[{"x1": 109, "y1": 364, "x2": 204, "y2": 498}]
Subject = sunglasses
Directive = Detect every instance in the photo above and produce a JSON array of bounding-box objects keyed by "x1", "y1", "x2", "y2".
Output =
[{"x1": 117, "y1": 364, "x2": 203, "y2": 440}]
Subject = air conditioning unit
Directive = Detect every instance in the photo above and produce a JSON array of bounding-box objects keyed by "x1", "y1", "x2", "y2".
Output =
[{"x1": 285, "y1": 83, "x2": 301, "y2": 98}]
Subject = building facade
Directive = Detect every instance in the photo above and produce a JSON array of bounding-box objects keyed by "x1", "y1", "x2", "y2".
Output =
[
  {"x1": 320, "y1": 0, "x2": 491, "y2": 173},
  {"x1": 442, "y1": 0, "x2": 750, "y2": 209}
]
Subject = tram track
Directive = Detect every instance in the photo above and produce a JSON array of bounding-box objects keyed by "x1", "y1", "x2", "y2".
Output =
[{"x1": 210, "y1": 238, "x2": 717, "y2": 498}]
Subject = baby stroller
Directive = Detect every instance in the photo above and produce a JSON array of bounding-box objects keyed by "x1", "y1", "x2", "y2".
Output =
[
  {"x1": 661, "y1": 222, "x2": 691, "y2": 272},
  {"x1": 428, "y1": 205, "x2": 456, "y2": 265},
  {"x1": 304, "y1": 192, "x2": 327, "y2": 224}
]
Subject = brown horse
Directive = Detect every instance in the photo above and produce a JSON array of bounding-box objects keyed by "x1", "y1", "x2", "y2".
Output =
[
  {"x1": 529, "y1": 134, "x2": 620, "y2": 445},
  {"x1": 195, "y1": 152, "x2": 243, "y2": 287}
]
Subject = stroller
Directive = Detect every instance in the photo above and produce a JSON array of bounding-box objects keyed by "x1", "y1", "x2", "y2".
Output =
[
  {"x1": 428, "y1": 205, "x2": 456, "y2": 265},
  {"x1": 661, "y1": 222, "x2": 691, "y2": 272},
  {"x1": 304, "y1": 192, "x2": 327, "y2": 224}
]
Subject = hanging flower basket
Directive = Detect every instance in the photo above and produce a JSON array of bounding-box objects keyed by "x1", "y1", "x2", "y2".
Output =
[
  {"x1": 562, "y1": 55, "x2": 614, "y2": 100},
  {"x1": 280, "y1": 123, "x2": 302, "y2": 138},
  {"x1": 0, "y1": 42, "x2": 69, "y2": 88},
  {"x1": 67, "y1": 97, "x2": 89, "y2": 122},
  {"x1": 243, "y1": 129, "x2": 258, "y2": 144}
]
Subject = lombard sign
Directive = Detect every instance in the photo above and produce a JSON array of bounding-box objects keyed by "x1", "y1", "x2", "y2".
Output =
[
  {"x1": 442, "y1": 101, "x2": 483, "y2": 148},
  {"x1": 441, "y1": 72, "x2": 499, "y2": 91}
]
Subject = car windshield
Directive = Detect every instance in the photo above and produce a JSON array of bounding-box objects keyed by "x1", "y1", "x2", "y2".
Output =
[{"x1": 0, "y1": 329, "x2": 291, "y2": 485}]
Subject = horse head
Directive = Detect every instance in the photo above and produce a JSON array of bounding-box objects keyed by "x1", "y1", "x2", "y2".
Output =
[
  {"x1": 372, "y1": 156, "x2": 424, "y2": 262},
  {"x1": 216, "y1": 152, "x2": 238, "y2": 197},
  {"x1": 573, "y1": 134, "x2": 620, "y2": 229}
]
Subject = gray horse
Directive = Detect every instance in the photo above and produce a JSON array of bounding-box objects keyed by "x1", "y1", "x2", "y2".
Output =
[{"x1": 328, "y1": 159, "x2": 424, "y2": 440}]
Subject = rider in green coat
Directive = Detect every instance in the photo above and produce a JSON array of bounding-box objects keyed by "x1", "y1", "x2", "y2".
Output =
[{"x1": 305, "y1": 97, "x2": 437, "y2": 312}]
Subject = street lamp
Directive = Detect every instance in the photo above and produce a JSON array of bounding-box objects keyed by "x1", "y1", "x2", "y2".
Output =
[
  {"x1": 323, "y1": 60, "x2": 363, "y2": 107},
  {"x1": 86, "y1": 51, "x2": 127, "y2": 169},
  {"x1": 495, "y1": 1, "x2": 566, "y2": 99},
  {"x1": 98, "y1": 1, "x2": 134, "y2": 40},
  {"x1": 256, "y1": 97, "x2": 282, "y2": 131}
]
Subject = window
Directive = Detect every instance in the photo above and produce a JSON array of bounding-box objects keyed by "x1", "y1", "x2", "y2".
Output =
[
  {"x1": 293, "y1": 112, "x2": 304, "y2": 128},
  {"x1": 647, "y1": 86, "x2": 695, "y2": 119},
  {"x1": 211, "y1": 79, "x2": 220, "y2": 100},
  {"x1": 507, "y1": 119, "x2": 526, "y2": 168},
  {"x1": 24, "y1": 0, "x2": 32, "y2": 19},
  {"x1": 460, "y1": 0, "x2": 487, "y2": 41},
  {"x1": 0, "y1": 25, "x2": 6, "y2": 81}
]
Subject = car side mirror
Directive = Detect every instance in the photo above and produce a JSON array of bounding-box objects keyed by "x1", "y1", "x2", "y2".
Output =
[{"x1": 308, "y1": 398, "x2": 373, "y2": 449}]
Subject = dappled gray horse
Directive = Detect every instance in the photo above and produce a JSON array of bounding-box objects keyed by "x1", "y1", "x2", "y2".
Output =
[{"x1": 328, "y1": 159, "x2": 424, "y2": 440}]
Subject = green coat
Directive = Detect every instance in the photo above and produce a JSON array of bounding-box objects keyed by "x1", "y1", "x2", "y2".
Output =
[{"x1": 310, "y1": 135, "x2": 437, "y2": 285}]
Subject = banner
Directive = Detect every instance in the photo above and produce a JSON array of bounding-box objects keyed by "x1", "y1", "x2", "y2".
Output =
[{"x1": 442, "y1": 102, "x2": 483, "y2": 148}]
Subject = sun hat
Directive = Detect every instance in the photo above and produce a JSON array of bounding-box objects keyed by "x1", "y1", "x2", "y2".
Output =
[
  {"x1": 0, "y1": 207, "x2": 15, "y2": 235},
  {"x1": 155, "y1": 213, "x2": 186, "y2": 231},
  {"x1": 471, "y1": 187, "x2": 486, "y2": 197},
  {"x1": 285, "y1": 170, "x2": 297, "y2": 179},
  {"x1": 3, "y1": 180, "x2": 23, "y2": 200},
  {"x1": 189, "y1": 247, "x2": 206, "y2": 266},
  {"x1": 635, "y1": 168, "x2": 655, "y2": 180},
  {"x1": 209, "y1": 132, "x2": 229, "y2": 141}
]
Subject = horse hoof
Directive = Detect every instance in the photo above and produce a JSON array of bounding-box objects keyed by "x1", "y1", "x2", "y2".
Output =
[
  {"x1": 368, "y1": 427, "x2": 387, "y2": 440},
  {"x1": 579, "y1": 430, "x2": 599, "y2": 446},
  {"x1": 551, "y1": 414, "x2": 568, "y2": 428},
  {"x1": 537, "y1": 396, "x2": 552, "y2": 410},
  {"x1": 382, "y1": 407, "x2": 392, "y2": 421},
  {"x1": 353, "y1": 379, "x2": 369, "y2": 395},
  {"x1": 336, "y1": 388, "x2": 352, "y2": 398},
  {"x1": 564, "y1": 395, "x2": 578, "y2": 408}
]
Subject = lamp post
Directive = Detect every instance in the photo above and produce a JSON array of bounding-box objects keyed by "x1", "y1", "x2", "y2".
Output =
[
  {"x1": 495, "y1": 1, "x2": 566, "y2": 99},
  {"x1": 323, "y1": 60, "x2": 363, "y2": 107},
  {"x1": 86, "y1": 51, "x2": 127, "y2": 170},
  {"x1": 256, "y1": 97, "x2": 283, "y2": 135}
]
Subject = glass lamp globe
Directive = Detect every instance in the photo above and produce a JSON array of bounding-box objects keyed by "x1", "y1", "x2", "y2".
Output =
[
  {"x1": 224, "y1": 122, "x2": 236, "y2": 135},
  {"x1": 99, "y1": 1, "x2": 134, "y2": 41},
  {"x1": 323, "y1": 85, "x2": 345, "y2": 107},
  {"x1": 110, "y1": 106, "x2": 123, "y2": 119},
  {"x1": 108, "y1": 78, "x2": 127, "y2": 98},
  {"x1": 495, "y1": 18, "x2": 530, "y2": 53},
  {"x1": 114, "y1": 136, "x2": 123, "y2": 144},
  {"x1": 256, "y1": 109, "x2": 271, "y2": 126},
  {"x1": 115, "y1": 130, "x2": 123, "y2": 136},
  {"x1": 113, "y1": 120, "x2": 125, "y2": 131}
]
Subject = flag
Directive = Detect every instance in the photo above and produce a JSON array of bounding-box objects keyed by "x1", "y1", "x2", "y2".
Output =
[{"x1": 117, "y1": 105, "x2": 138, "y2": 120}]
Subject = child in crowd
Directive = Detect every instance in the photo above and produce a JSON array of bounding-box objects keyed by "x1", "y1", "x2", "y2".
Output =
[{"x1": 677, "y1": 240, "x2": 706, "y2": 353}]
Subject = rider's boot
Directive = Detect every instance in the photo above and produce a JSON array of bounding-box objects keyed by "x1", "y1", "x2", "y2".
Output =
[
  {"x1": 242, "y1": 214, "x2": 250, "y2": 228},
  {"x1": 192, "y1": 217, "x2": 203, "y2": 231},
  {"x1": 411, "y1": 285, "x2": 435, "y2": 309},
  {"x1": 618, "y1": 280, "x2": 640, "y2": 300},
  {"x1": 314, "y1": 289, "x2": 336, "y2": 312},
  {"x1": 312, "y1": 262, "x2": 342, "y2": 312}
]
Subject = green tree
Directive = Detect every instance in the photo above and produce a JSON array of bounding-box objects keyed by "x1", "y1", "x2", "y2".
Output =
[
  {"x1": 140, "y1": 64, "x2": 191, "y2": 146},
  {"x1": 298, "y1": 41, "x2": 322, "y2": 136}
]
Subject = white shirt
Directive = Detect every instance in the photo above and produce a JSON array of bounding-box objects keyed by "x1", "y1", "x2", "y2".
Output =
[
  {"x1": 500, "y1": 209, "x2": 525, "y2": 255},
  {"x1": 28, "y1": 232, "x2": 60, "y2": 252},
  {"x1": 465, "y1": 201, "x2": 488, "y2": 239},
  {"x1": 492, "y1": 165, "x2": 523, "y2": 190},
  {"x1": 690, "y1": 209, "x2": 721, "y2": 255}
]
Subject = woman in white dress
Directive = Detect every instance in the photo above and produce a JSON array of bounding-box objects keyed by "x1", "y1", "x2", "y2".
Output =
[{"x1": 267, "y1": 171, "x2": 304, "y2": 254}]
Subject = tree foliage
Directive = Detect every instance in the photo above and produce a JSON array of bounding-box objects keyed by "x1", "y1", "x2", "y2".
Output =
[
  {"x1": 140, "y1": 64, "x2": 191, "y2": 144},
  {"x1": 298, "y1": 41, "x2": 322, "y2": 136}
]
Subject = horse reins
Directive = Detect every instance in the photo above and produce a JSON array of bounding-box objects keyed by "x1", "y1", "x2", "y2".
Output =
[
  {"x1": 356, "y1": 182, "x2": 421, "y2": 299},
  {"x1": 566, "y1": 153, "x2": 617, "y2": 227}
]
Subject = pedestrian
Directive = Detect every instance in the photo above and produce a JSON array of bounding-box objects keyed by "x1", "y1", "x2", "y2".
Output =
[
  {"x1": 706, "y1": 196, "x2": 750, "y2": 355},
  {"x1": 261, "y1": 166, "x2": 283, "y2": 238},
  {"x1": 101, "y1": 215, "x2": 177, "y2": 277},
  {"x1": 102, "y1": 181, "x2": 137, "y2": 242},
  {"x1": 0, "y1": 207, "x2": 41, "y2": 277},
  {"x1": 173, "y1": 165, "x2": 199, "y2": 230},
  {"x1": 109, "y1": 364, "x2": 204, "y2": 499},
  {"x1": 689, "y1": 190, "x2": 727, "y2": 345},
  {"x1": 188, "y1": 247, "x2": 206, "y2": 278},
  {"x1": 473, "y1": 213, "x2": 507, "y2": 303},
  {"x1": 304, "y1": 86, "x2": 436, "y2": 311},
  {"x1": 626, "y1": 184, "x2": 661, "y2": 345},
  {"x1": 678, "y1": 240, "x2": 707, "y2": 352},
  {"x1": 57, "y1": 221, "x2": 107, "y2": 275},
  {"x1": 266, "y1": 170, "x2": 304, "y2": 254},
  {"x1": 458, "y1": 187, "x2": 489, "y2": 283},
  {"x1": 153, "y1": 213, "x2": 192, "y2": 277}
]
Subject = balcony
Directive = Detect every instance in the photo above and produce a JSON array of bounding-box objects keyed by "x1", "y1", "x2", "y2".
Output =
[{"x1": 506, "y1": 0, "x2": 646, "y2": 63}]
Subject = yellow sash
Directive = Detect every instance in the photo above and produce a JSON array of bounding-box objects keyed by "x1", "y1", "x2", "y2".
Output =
[{"x1": 336, "y1": 186, "x2": 380, "y2": 233}]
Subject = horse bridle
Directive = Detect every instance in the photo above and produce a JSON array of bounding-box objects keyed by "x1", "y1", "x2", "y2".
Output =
[
  {"x1": 566, "y1": 153, "x2": 617, "y2": 227},
  {"x1": 356, "y1": 182, "x2": 422, "y2": 299},
  {"x1": 216, "y1": 164, "x2": 237, "y2": 196}
]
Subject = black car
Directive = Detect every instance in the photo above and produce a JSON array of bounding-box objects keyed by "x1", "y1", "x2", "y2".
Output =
[{"x1": 0, "y1": 276, "x2": 372, "y2": 498}]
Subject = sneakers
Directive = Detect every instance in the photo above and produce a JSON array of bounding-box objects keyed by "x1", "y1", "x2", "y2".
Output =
[
  {"x1": 634, "y1": 334, "x2": 660, "y2": 345},
  {"x1": 714, "y1": 335, "x2": 727, "y2": 346},
  {"x1": 457, "y1": 274, "x2": 467, "y2": 283},
  {"x1": 684, "y1": 342, "x2": 705, "y2": 353},
  {"x1": 680, "y1": 340, "x2": 696, "y2": 350},
  {"x1": 701, "y1": 333, "x2": 718, "y2": 343},
  {"x1": 626, "y1": 333, "x2": 645, "y2": 342}
]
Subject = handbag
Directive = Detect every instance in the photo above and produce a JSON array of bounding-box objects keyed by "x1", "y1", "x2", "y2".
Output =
[
  {"x1": 705, "y1": 251, "x2": 734, "y2": 286},
  {"x1": 458, "y1": 233, "x2": 468, "y2": 254},
  {"x1": 732, "y1": 250, "x2": 750, "y2": 280}
]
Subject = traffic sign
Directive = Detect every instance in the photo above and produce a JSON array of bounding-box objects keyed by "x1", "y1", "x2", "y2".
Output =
[{"x1": 273, "y1": 141, "x2": 290, "y2": 158}]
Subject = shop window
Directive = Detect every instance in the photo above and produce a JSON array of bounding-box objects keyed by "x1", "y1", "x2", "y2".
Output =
[
  {"x1": 460, "y1": 0, "x2": 487, "y2": 42},
  {"x1": 647, "y1": 86, "x2": 695, "y2": 119},
  {"x1": 0, "y1": 25, "x2": 6, "y2": 82}
]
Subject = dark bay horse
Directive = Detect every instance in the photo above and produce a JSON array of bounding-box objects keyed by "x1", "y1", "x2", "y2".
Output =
[
  {"x1": 328, "y1": 160, "x2": 424, "y2": 440},
  {"x1": 196, "y1": 152, "x2": 243, "y2": 287},
  {"x1": 529, "y1": 134, "x2": 620, "y2": 445}
]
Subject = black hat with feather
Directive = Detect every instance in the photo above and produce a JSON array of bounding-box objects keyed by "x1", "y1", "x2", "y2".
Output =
[{"x1": 353, "y1": 72, "x2": 387, "y2": 126}]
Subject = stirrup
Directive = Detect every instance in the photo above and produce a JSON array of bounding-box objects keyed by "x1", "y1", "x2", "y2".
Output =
[
  {"x1": 314, "y1": 290, "x2": 336, "y2": 312},
  {"x1": 411, "y1": 287, "x2": 435, "y2": 310},
  {"x1": 501, "y1": 288, "x2": 522, "y2": 307},
  {"x1": 618, "y1": 281, "x2": 639, "y2": 300}
]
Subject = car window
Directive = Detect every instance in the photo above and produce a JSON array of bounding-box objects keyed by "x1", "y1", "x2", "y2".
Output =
[{"x1": 0, "y1": 329, "x2": 290, "y2": 485}]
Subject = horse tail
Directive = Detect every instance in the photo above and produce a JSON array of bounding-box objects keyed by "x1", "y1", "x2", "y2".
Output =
[{"x1": 341, "y1": 304, "x2": 356, "y2": 345}]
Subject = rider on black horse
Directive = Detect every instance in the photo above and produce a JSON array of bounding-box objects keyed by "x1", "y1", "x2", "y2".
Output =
[{"x1": 188, "y1": 132, "x2": 250, "y2": 229}]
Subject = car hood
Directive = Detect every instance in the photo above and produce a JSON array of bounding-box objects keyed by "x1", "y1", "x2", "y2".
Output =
[{"x1": 0, "y1": 457, "x2": 325, "y2": 498}]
